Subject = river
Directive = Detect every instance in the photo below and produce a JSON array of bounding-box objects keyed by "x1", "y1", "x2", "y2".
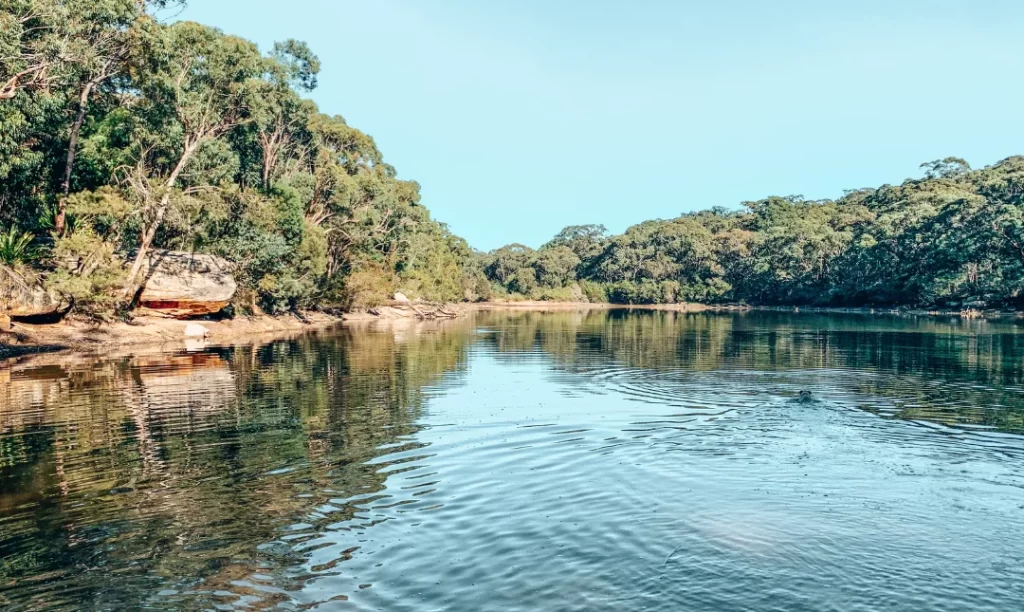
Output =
[{"x1": 1, "y1": 309, "x2": 1023, "y2": 611}]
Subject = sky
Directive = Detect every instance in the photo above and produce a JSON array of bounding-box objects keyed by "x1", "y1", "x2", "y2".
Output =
[{"x1": 177, "y1": 0, "x2": 1024, "y2": 251}]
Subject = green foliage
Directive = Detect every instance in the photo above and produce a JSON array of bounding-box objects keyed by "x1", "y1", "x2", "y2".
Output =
[
  {"x1": 483, "y1": 157, "x2": 1024, "y2": 309},
  {"x1": 270, "y1": 39, "x2": 320, "y2": 92},
  {"x1": 533, "y1": 246, "x2": 581, "y2": 288},
  {"x1": 1, "y1": 1, "x2": 479, "y2": 316},
  {"x1": 7, "y1": 0, "x2": 1024, "y2": 315},
  {"x1": 269, "y1": 184, "x2": 305, "y2": 246},
  {"x1": 0, "y1": 226, "x2": 35, "y2": 265},
  {"x1": 45, "y1": 227, "x2": 126, "y2": 315},
  {"x1": 341, "y1": 263, "x2": 395, "y2": 310},
  {"x1": 400, "y1": 224, "x2": 479, "y2": 302},
  {"x1": 535, "y1": 283, "x2": 584, "y2": 303},
  {"x1": 580, "y1": 280, "x2": 608, "y2": 303}
]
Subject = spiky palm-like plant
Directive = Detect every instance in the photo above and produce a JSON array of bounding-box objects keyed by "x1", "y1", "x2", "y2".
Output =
[{"x1": 0, "y1": 227, "x2": 35, "y2": 266}]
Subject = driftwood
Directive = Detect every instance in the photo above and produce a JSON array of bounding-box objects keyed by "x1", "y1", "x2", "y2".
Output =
[
  {"x1": 417, "y1": 305, "x2": 460, "y2": 320},
  {"x1": 391, "y1": 293, "x2": 460, "y2": 320},
  {"x1": 391, "y1": 303, "x2": 460, "y2": 320}
]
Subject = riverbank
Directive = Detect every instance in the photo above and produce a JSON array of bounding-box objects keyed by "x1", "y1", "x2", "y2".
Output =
[
  {"x1": 0, "y1": 312, "x2": 346, "y2": 360},
  {"x1": 471, "y1": 301, "x2": 1023, "y2": 319},
  {"x1": 3, "y1": 300, "x2": 1017, "y2": 362},
  {"x1": 471, "y1": 300, "x2": 712, "y2": 312}
]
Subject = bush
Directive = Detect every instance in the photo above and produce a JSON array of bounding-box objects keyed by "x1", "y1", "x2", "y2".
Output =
[
  {"x1": 606, "y1": 280, "x2": 665, "y2": 304},
  {"x1": 580, "y1": 280, "x2": 608, "y2": 303},
  {"x1": 469, "y1": 276, "x2": 493, "y2": 302},
  {"x1": 341, "y1": 264, "x2": 395, "y2": 309},
  {"x1": 0, "y1": 227, "x2": 35, "y2": 266},
  {"x1": 488, "y1": 282, "x2": 510, "y2": 300},
  {"x1": 659, "y1": 280, "x2": 682, "y2": 304},
  {"x1": 681, "y1": 278, "x2": 732, "y2": 303},
  {"x1": 535, "y1": 283, "x2": 585, "y2": 302},
  {"x1": 214, "y1": 214, "x2": 329, "y2": 313},
  {"x1": 45, "y1": 229, "x2": 126, "y2": 317},
  {"x1": 536, "y1": 286, "x2": 575, "y2": 302}
]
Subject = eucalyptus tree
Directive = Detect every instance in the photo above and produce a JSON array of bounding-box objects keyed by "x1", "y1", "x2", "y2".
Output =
[
  {"x1": 543, "y1": 224, "x2": 607, "y2": 273},
  {"x1": 533, "y1": 246, "x2": 580, "y2": 289},
  {"x1": 0, "y1": 1, "x2": 182, "y2": 232},
  {"x1": 121, "y1": 20, "x2": 266, "y2": 299},
  {"x1": 0, "y1": 0, "x2": 72, "y2": 101},
  {"x1": 486, "y1": 243, "x2": 534, "y2": 289},
  {"x1": 1, "y1": 0, "x2": 76, "y2": 226},
  {"x1": 242, "y1": 39, "x2": 320, "y2": 191},
  {"x1": 53, "y1": 0, "x2": 150, "y2": 235}
]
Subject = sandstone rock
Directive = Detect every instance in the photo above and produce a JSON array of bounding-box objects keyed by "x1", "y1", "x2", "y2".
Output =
[
  {"x1": 137, "y1": 251, "x2": 236, "y2": 318},
  {"x1": 0, "y1": 283, "x2": 68, "y2": 320},
  {"x1": 0, "y1": 313, "x2": 11, "y2": 332},
  {"x1": 394, "y1": 292, "x2": 411, "y2": 304}
]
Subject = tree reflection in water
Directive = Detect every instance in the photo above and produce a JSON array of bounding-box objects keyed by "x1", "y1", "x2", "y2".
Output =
[{"x1": 1, "y1": 310, "x2": 1023, "y2": 608}]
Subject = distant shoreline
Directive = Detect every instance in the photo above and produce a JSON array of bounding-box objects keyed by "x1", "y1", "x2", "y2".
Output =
[{"x1": 466, "y1": 301, "x2": 1015, "y2": 319}]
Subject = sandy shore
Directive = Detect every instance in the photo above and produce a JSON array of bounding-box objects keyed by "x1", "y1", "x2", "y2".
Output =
[{"x1": 0, "y1": 311, "x2": 345, "y2": 360}]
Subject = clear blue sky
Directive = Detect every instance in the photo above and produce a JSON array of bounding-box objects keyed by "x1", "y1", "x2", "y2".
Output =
[{"x1": 177, "y1": 0, "x2": 1024, "y2": 251}]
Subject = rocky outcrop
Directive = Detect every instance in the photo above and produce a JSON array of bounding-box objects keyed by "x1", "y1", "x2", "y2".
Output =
[
  {"x1": 1, "y1": 280, "x2": 70, "y2": 321},
  {"x1": 137, "y1": 250, "x2": 237, "y2": 318}
]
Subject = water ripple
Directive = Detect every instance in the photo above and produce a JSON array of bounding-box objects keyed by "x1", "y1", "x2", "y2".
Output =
[{"x1": 1, "y1": 312, "x2": 1024, "y2": 610}]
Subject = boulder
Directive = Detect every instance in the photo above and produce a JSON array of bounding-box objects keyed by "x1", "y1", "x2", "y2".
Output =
[
  {"x1": 184, "y1": 323, "x2": 210, "y2": 338},
  {"x1": 137, "y1": 250, "x2": 236, "y2": 318},
  {"x1": 1, "y1": 282, "x2": 69, "y2": 320}
]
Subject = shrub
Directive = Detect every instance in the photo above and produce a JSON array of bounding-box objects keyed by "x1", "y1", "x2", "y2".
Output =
[
  {"x1": 580, "y1": 280, "x2": 608, "y2": 303},
  {"x1": 0, "y1": 227, "x2": 35, "y2": 266},
  {"x1": 535, "y1": 283, "x2": 585, "y2": 302},
  {"x1": 536, "y1": 286, "x2": 575, "y2": 302},
  {"x1": 659, "y1": 280, "x2": 682, "y2": 304},
  {"x1": 341, "y1": 264, "x2": 395, "y2": 309},
  {"x1": 606, "y1": 280, "x2": 664, "y2": 304},
  {"x1": 45, "y1": 229, "x2": 126, "y2": 317},
  {"x1": 471, "y1": 276, "x2": 493, "y2": 302}
]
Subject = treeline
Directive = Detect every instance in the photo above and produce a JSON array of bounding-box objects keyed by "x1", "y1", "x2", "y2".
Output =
[
  {"x1": 1, "y1": 0, "x2": 483, "y2": 316},
  {"x1": 482, "y1": 156, "x2": 1024, "y2": 309},
  {"x1": 5, "y1": 2, "x2": 1024, "y2": 318}
]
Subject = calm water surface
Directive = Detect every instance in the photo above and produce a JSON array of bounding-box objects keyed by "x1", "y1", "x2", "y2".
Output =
[{"x1": 2, "y1": 310, "x2": 1024, "y2": 611}]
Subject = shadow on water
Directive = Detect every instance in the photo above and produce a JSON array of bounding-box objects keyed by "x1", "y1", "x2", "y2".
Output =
[{"x1": 0, "y1": 310, "x2": 1023, "y2": 610}]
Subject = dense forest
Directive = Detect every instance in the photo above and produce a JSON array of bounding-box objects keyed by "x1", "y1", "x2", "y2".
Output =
[
  {"x1": 3, "y1": 1, "x2": 1024, "y2": 318},
  {"x1": 483, "y1": 157, "x2": 1024, "y2": 310},
  {"x1": 1, "y1": 0, "x2": 484, "y2": 316}
]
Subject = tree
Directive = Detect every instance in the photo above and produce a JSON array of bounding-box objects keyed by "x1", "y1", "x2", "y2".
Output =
[
  {"x1": 486, "y1": 243, "x2": 534, "y2": 289},
  {"x1": 54, "y1": 0, "x2": 150, "y2": 235},
  {"x1": 121, "y1": 20, "x2": 266, "y2": 300},
  {"x1": 533, "y1": 246, "x2": 580, "y2": 288},
  {"x1": 543, "y1": 224, "x2": 607, "y2": 273},
  {"x1": 0, "y1": 0, "x2": 72, "y2": 100},
  {"x1": 921, "y1": 157, "x2": 971, "y2": 180}
]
